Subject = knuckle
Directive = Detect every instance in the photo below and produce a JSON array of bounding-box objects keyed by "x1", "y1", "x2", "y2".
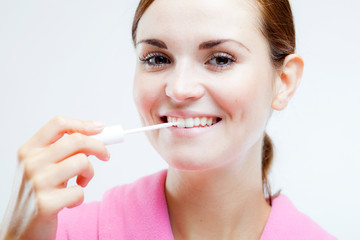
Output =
[
  {"x1": 88, "y1": 164, "x2": 94, "y2": 179},
  {"x1": 88, "y1": 169, "x2": 95, "y2": 180},
  {"x1": 89, "y1": 162, "x2": 94, "y2": 173},
  {"x1": 31, "y1": 174, "x2": 44, "y2": 191},
  {"x1": 69, "y1": 154, "x2": 88, "y2": 172},
  {"x1": 23, "y1": 158, "x2": 37, "y2": 179},
  {"x1": 77, "y1": 153, "x2": 87, "y2": 160},
  {"x1": 35, "y1": 193, "x2": 44, "y2": 211},
  {"x1": 68, "y1": 186, "x2": 85, "y2": 208},
  {"x1": 17, "y1": 145, "x2": 28, "y2": 161},
  {"x1": 100, "y1": 142, "x2": 107, "y2": 152},
  {"x1": 74, "y1": 186, "x2": 85, "y2": 200},
  {"x1": 70, "y1": 132, "x2": 86, "y2": 144},
  {"x1": 52, "y1": 115, "x2": 68, "y2": 129},
  {"x1": 36, "y1": 193, "x2": 53, "y2": 216},
  {"x1": 77, "y1": 154, "x2": 89, "y2": 169}
]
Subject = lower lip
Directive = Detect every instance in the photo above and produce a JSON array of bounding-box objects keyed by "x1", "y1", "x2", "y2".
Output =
[{"x1": 165, "y1": 121, "x2": 221, "y2": 138}]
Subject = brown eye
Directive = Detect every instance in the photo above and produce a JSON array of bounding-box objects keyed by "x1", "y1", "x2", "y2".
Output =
[
  {"x1": 215, "y1": 56, "x2": 230, "y2": 65},
  {"x1": 206, "y1": 52, "x2": 236, "y2": 70},
  {"x1": 139, "y1": 52, "x2": 172, "y2": 69},
  {"x1": 148, "y1": 56, "x2": 171, "y2": 65}
]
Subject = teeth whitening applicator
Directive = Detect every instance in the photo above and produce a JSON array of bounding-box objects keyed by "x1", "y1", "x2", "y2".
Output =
[{"x1": 92, "y1": 122, "x2": 178, "y2": 145}]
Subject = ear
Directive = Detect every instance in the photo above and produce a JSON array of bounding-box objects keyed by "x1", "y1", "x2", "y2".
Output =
[{"x1": 271, "y1": 54, "x2": 304, "y2": 111}]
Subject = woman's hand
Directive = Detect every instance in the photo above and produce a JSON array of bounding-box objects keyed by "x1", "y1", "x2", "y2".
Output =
[{"x1": 0, "y1": 116, "x2": 109, "y2": 240}]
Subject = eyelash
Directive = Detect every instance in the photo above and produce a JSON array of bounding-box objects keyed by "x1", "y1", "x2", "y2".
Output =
[
  {"x1": 139, "y1": 52, "x2": 171, "y2": 70},
  {"x1": 138, "y1": 51, "x2": 237, "y2": 71},
  {"x1": 206, "y1": 52, "x2": 237, "y2": 70}
]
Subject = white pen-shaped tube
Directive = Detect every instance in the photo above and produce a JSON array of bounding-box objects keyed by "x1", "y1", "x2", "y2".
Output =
[{"x1": 92, "y1": 122, "x2": 178, "y2": 145}]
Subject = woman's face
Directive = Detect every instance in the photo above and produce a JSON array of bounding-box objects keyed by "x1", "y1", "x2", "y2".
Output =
[{"x1": 133, "y1": 0, "x2": 278, "y2": 170}]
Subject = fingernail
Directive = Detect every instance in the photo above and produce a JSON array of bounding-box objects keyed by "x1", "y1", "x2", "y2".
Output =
[{"x1": 93, "y1": 121, "x2": 104, "y2": 129}]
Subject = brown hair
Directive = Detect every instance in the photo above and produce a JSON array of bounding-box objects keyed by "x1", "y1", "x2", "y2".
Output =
[{"x1": 131, "y1": 0, "x2": 296, "y2": 204}]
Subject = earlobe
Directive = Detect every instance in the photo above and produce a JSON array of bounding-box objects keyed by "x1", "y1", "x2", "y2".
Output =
[{"x1": 271, "y1": 54, "x2": 304, "y2": 111}]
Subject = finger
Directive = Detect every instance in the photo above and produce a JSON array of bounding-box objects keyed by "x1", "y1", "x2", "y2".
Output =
[
  {"x1": 76, "y1": 163, "x2": 95, "y2": 188},
  {"x1": 27, "y1": 116, "x2": 104, "y2": 148},
  {"x1": 62, "y1": 153, "x2": 94, "y2": 188},
  {"x1": 37, "y1": 186, "x2": 84, "y2": 216},
  {"x1": 33, "y1": 153, "x2": 94, "y2": 190},
  {"x1": 36, "y1": 132, "x2": 110, "y2": 167},
  {"x1": 22, "y1": 133, "x2": 108, "y2": 178}
]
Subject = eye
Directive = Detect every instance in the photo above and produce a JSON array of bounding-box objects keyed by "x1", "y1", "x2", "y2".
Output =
[
  {"x1": 139, "y1": 52, "x2": 171, "y2": 70},
  {"x1": 206, "y1": 52, "x2": 236, "y2": 70}
]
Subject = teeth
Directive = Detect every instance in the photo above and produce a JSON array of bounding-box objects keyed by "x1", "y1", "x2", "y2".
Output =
[
  {"x1": 200, "y1": 117, "x2": 207, "y2": 126},
  {"x1": 207, "y1": 118, "x2": 213, "y2": 126},
  {"x1": 194, "y1": 117, "x2": 200, "y2": 126},
  {"x1": 185, "y1": 118, "x2": 194, "y2": 128},
  {"x1": 167, "y1": 116, "x2": 218, "y2": 128},
  {"x1": 177, "y1": 118, "x2": 185, "y2": 128}
]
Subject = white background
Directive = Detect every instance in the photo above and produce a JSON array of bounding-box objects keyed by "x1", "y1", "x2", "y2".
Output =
[{"x1": 0, "y1": 0, "x2": 359, "y2": 239}]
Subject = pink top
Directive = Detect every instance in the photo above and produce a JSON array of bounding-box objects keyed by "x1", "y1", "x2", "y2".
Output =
[{"x1": 57, "y1": 170, "x2": 336, "y2": 239}]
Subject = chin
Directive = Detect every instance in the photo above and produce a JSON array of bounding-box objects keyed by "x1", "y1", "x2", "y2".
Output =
[{"x1": 163, "y1": 153, "x2": 223, "y2": 171}]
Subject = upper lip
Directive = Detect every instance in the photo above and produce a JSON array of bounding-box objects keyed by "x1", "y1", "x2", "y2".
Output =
[{"x1": 159, "y1": 111, "x2": 222, "y2": 119}]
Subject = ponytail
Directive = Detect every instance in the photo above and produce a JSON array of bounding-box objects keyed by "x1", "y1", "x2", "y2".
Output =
[{"x1": 262, "y1": 133, "x2": 274, "y2": 205}]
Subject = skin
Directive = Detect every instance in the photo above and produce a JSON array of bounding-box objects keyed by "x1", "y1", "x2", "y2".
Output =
[
  {"x1": 1, "y1": 0, "x2": 303, "y2": 239},
  {"x1": 134, "y1": 0, "x2": 303, "y2": 239},
  {"x1": 0, "y1": 117, "x2": 109, "y2": 240}
]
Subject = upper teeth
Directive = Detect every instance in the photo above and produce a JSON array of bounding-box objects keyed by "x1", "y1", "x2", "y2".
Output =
[{"x1": 168, "y1": 116, "x2": 217, "y2": 128}]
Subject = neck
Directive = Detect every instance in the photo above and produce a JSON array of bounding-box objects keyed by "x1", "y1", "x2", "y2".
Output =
[{"x1": 165, "y1": 141, "x2": 271, "y2": 240}]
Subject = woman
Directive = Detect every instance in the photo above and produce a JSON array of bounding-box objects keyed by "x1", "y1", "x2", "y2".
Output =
[{"x1": 1, "y1": 0, "x2": 336, "y2": 239}]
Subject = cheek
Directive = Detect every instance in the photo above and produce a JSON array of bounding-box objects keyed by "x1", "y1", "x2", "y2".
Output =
[
  {"x1": 208, "y1": 67, "x2": 274, "y2": 122},
  {"x1": 133, "y1": 69, "x2": 166, "y2": 124}
]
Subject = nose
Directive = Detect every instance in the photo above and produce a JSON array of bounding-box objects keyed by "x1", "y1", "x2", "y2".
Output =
[{"x1": 165, "y1": 61, "x2": 205, "y2": 102}]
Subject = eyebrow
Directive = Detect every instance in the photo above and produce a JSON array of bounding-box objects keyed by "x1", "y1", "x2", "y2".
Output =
[
  {"x1": 136, "y1": 39, "x2": 168, "y2": 49},
  {"x1": 136, "y1": 38, "x2": 250, "y2": 53},
  {"x1": 199, "y1": 39, "x2": 250, "y2": 53}
]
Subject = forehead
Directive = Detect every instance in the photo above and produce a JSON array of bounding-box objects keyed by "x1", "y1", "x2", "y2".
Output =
[{"x1": 137, "y1": 0, "x2": 262, "y2": 47}]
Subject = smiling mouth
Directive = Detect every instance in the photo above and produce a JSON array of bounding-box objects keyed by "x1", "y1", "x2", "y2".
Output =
[{"x1": 160, "y1": 116, "x2": 222, "y2": 128}]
